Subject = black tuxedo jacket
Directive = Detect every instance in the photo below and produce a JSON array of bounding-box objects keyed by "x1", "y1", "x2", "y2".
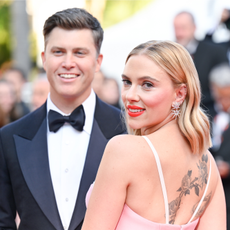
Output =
[
  {"x1": 0, "y1": 97, "x2": 126, "y2": 230},
  {"x1": 193, "y1": 40, "x2": 228, "y2": 119}
]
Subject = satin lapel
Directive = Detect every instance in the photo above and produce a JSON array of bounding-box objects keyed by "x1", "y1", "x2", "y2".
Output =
[
  {"x1": 14, "y1": 118, "x2": 63, "y2": 230},
  {"x1": 68, "y1": 120, "x2": 108, "y2": 230}
]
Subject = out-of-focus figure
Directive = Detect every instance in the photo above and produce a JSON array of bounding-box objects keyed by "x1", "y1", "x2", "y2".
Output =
[
  {"x1": 209, "y1": 63, "x2": 230, "y2": 229},
  {"x1": 31, "y1": 74, "x2": 50, "y2": 111},
  {"x1": 0, "y1": 105, "x2": 7, "y2": 128},
  {"x1": 0, "y1": 79, "x2": 16, "y2": 125},
  {"x1": 92, "y1": 70, "x2": 105, "y2": 99},
  {"x1": 92, "y1": 71, "x2": 121, "y2": 108},
  {"x1": 2, "y1": 67, "x2": 30, "y2": 120},
  {"x1": 101, "y1": 77, "x2": 120, "y2": 109},
  {"x1": 173, "y1": 11, "x2": 228, "y2": 120},
  {"x1": 219, "y1": 8, "x2": 230, "y2": 64}
]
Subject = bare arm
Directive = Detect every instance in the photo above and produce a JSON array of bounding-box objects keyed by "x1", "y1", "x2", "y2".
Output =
[
  {"x1": 196, "y1": 160, "x2": 226, "y2": 230},
  {"x1": 82, "y1": 136, "x2": 130, "y2": 230}
]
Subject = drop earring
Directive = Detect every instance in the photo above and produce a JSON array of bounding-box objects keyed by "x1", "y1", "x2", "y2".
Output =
[{"x1": 171, "y1": 101, "x2": 181, "y2": 119}]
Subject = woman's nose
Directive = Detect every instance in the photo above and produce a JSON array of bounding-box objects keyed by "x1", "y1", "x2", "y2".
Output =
[{"x1": 125, "y1": 86, "x2": 139, "y2": 102}]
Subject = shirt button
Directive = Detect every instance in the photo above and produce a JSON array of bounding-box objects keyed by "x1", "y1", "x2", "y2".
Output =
[
  {"x1": 65, "y1": 198, "x2": 69, "y2": 202},
  {"x1": 65, "y1": 168, "x2": 69, "y2": 173}
]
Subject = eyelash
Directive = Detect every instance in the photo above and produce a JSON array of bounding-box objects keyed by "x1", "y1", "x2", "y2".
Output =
[
  {"x1": 122, "y1": 79, "x2": 131, "y2": 85},
  {"x1": 53, "y1": 50, "x2": 62, "y2": 54},
  {"x1": 122, "y1": 79, "x2": 154, "y2": 89},
  {"x1": 143, "y1": 82, "x2": 153, "y2": 88}
]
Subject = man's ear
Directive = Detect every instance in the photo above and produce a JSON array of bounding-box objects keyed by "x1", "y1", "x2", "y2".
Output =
[
  {"x1": 95, "y1": 54, "x2": 103, "y2": 72},
  {"x1": 41, "y1": 51, "x2": 46, "y2": 71},
  {"x1": 174, "y1": 84, "x2": 187, "y2": 104}
]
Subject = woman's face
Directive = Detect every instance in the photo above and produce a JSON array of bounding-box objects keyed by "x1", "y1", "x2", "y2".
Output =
[
  {"x1": 121, "y1": 54, "x2": 177, "y2": 134},
  {"x1": 0, "y1": 82, "x2": 15, "y2": 114}
]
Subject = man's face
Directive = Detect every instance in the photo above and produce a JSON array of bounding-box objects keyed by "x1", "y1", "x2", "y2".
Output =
[
  {"x1": 41, "y1": 27, "x2": 103, "y2": 107},
  {"x1": 173, "y1": 13, "x2": 196, "y2": 47},
  {"x1": 212, "y1": 84, "x2": 230, "y2": 113}
]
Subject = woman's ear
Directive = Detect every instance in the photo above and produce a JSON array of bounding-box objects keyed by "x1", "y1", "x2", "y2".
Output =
[{"x1": 174, "y1": 84, "x2": 187, "y2": 104}]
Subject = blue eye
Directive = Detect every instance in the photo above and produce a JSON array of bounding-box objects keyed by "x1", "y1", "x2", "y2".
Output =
[
  {"x1": 143, "y1": 82, "x2": 153, "y2": 88},
  {"x1": 53, "y1": 50, "x2": 63, "y2": 55}
]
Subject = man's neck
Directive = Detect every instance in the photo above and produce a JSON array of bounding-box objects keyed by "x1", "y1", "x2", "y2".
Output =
[{"x1": 50, "y1": 92, "x2": 91, "y2": 114}]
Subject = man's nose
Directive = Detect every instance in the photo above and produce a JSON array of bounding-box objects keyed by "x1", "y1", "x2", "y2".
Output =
[{"x1": 62, "y1": 54, "x2": 76, "y2": 69}]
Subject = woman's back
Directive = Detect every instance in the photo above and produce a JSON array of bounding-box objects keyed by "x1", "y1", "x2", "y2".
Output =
[{"x1": 124, "y1": 122, "x2": 216, "y2": 226}]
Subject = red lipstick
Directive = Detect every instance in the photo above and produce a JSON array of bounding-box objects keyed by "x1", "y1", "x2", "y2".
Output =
[{"x1": 127, "y1": 105, "x2": 145, "y2": 117}]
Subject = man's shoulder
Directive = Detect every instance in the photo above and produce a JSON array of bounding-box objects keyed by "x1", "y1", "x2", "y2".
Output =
[
  {"x1": 198, "y1": 39, "x2": 226, "y2": 51},
  {"x1": 197, "y1": 40, "x2": 228, "y2": 61},
  {"x1": 94, "y1": 97, "x2": 126, "y2": 139}
]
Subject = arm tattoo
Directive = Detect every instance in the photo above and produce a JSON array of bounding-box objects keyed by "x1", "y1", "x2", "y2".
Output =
[{"x1": 168, "y1": 154, "x2": 209, "y2": 224}]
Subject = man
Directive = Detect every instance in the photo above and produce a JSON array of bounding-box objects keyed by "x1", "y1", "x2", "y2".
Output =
[
  {"x1": 209, "y1": 63, "x2": 230, "y2": 229},
  {"x1": 0, "y1": 8, "x2": 126, "y2": 230},
  {"x1": 173, "y1": 11, "x2": 228, "y2": 119}
]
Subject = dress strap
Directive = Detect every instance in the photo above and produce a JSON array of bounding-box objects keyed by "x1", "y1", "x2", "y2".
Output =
[
  {"x1": 142, "y1": 136, "x2": 169, "y2": 224},
  {"x1": 187, "y1": 159, "x2": 212, "y2": 223}
]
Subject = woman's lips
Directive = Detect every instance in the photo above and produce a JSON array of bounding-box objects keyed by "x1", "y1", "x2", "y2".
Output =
[{"x1": 127, "y1": 105, "x2": 145, "y2": 117}]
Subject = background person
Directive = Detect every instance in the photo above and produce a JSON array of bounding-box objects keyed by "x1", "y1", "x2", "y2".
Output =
[
  {"x1": 82, "y1": 40, "x2": 225, "y2": 230},
  {"x1": 101, "y1": 77, "x2": 120, "y2": 109},
  {"x1": 173, "y1": 11, "x2": 228, "y2": 120},
  {"x1": 209, "y1": 63, "x2": 230, "y2": 229},
  {"x1": 0, "y1": 8, "x2": 125, "y2": 230},
  {"x1": 0, "y1": 79, "x2": 16, "y2": 124},
  {"x1": 31, "y1": 73, "x2": 50, "y2": 111},
  {"x1": 2, "y1": 67, "x2": 31, "y2": 119}
]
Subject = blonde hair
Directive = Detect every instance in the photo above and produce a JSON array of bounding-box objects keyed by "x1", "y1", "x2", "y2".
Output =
[{"x1": 125, "y1": 40, "x2": 211, "y2": 154}]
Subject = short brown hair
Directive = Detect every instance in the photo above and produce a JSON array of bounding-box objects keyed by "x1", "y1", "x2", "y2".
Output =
[{"x1": 43, "y1": 8, "x2": 104, "y2": 54}]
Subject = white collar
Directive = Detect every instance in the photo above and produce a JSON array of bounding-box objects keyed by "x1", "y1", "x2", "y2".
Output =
[
  {"x1": 185, "y1": 39, "x2": 199, "y2": 55},
  {"x1": 47, "y1": 89, "x2": 96, "y2": 135}
]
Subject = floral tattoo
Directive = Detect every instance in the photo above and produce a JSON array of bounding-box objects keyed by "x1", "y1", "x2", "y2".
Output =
[
  {"x1": 191, "y1": 191, "x2": 212, "y2": 217},
  {"x1": 168, "y1": 154, "x2": 209, "y2": 224}
]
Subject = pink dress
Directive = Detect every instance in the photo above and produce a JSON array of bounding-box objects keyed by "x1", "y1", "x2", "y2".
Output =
[{"x1": 86, "y1": 136, "x2": 211, "y2": 230}]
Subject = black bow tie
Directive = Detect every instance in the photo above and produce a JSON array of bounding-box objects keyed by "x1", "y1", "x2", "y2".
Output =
[{"x1": 48, "y1": 105, "x2": 85, "y2": 133}]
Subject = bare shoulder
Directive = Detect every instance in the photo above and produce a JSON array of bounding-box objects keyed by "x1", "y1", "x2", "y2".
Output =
[
  {"x1": 104, "y1": 135, "x2": 150, "y2": 163},
  {"x1": 106, "y1": 135, "x2": 147, "y2": 153}
]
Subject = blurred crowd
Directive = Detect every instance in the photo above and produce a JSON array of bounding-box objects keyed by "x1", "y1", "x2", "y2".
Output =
[
  {"x1": 1, "y1": 5, "x2": 230, "y2": 228},
  {"x1": 0, "y1": 66, "x2": 121, "y2": 129}
]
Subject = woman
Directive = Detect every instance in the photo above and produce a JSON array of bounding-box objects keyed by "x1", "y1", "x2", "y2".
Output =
[
  {"x1": 82, "y1": 40, "x2": 226, "y2": 229},
  {"x1": 0, "y1": 79, "x2": 16, "y2": 125}
]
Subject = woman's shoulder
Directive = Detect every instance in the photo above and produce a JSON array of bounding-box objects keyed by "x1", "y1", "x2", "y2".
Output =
[
  {"x1": 107, "y1": 134, "x2": 147, "y2": 152},
  {"x1": 105, "y1": 134, "x2": 152, "y2": 162}
]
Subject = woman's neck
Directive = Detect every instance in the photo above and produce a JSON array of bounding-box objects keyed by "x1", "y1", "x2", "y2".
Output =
[{"x1": 141, "y1": 114, "x2": 177, "y2": 135}]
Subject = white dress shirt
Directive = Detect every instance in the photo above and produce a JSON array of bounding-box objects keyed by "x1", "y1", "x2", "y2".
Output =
[{"x1": 47, "y1": 90, "x2": 96, "y2": 230}]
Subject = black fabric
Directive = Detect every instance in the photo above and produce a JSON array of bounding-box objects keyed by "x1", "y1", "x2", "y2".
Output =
[
  {"x1": 0, "y1": 97, "x2": 126, "y2": 230},
  {"x1": 192, "y1": 40, "x2": 228, "y2": 119},
  {"x1": 48, "y1": 105, "x2": 85, "y2": 132}
]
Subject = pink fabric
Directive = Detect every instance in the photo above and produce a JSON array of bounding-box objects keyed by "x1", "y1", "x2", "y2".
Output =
[{"x1": 85, "y1": 184, "x2": 199, "y2": 230}]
